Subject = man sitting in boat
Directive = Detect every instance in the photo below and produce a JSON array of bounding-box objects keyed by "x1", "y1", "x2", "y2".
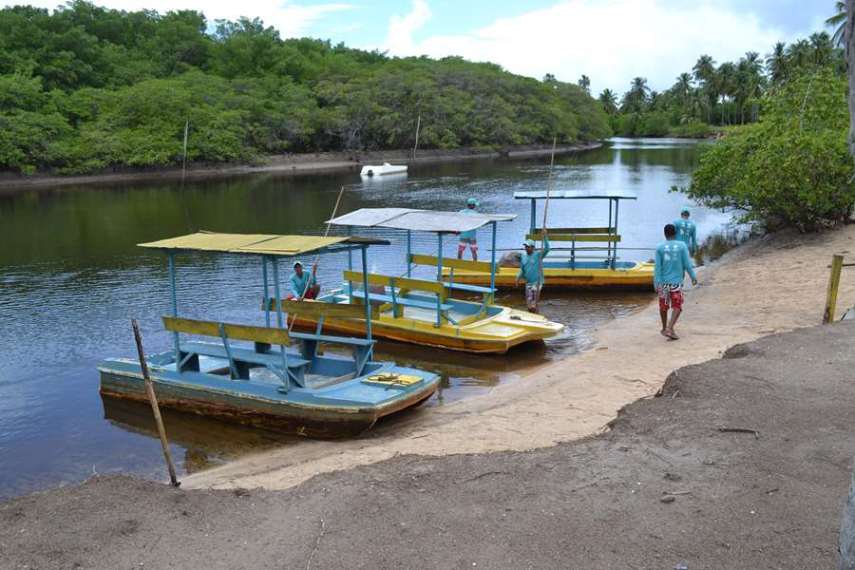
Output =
[
  {"x1": 674, "y1": 207, "x2": 698, "y2": 255},
  {"x1": 515, "y1": 231, "x2": 549, "y2": 313},
  {"x1": 289, "y1": 261, "x2": 320, "y2": 300},
  {"x1": 457, "y1": 197, "x2": 480, "y2": 261}
]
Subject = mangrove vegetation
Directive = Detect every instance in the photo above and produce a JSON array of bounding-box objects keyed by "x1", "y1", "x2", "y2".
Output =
[{"x1": 0, "y1": 1, "x2": 609, "y2": 175}]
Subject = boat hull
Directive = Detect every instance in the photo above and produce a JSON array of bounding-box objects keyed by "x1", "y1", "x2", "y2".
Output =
[
  {"x1": 446, "y1": 262, "x2": 655, "y2": 290},
  {"x1": 291, "y1": 296, "x2": 564, "y2": 354},
  {"x1": 99, "y1": 358, "x2": 439, "y2": 439}
]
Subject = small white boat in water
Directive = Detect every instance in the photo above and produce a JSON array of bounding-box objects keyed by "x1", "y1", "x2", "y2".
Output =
[{"x1": 360, "y1": 162, "x2": 408, "y2": 177}]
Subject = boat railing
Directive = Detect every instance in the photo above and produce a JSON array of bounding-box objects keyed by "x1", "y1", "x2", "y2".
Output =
[{"x1": 408, "y1": 254, "x2": 495, "y2": 307}]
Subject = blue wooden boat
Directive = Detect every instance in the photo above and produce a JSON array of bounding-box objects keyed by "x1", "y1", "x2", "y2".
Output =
[{"x1": 99, "y1": 232, "x2": 440, "y2": 438}]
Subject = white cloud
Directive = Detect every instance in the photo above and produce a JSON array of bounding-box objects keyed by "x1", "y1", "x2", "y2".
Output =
[
  {"x1": 385, "y1": 0, "x2": 431, "y2": 53},
  {"x1": 5, "y1": 0, "x2": 352, "y2": 38},
  {"x1": 383, "y1": 0, "x2": 799, "y2": 95}
]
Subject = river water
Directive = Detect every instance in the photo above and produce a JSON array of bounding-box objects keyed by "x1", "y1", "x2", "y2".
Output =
[{"x1": 0, "y1": 138, "x2": 728, "y2": 499}]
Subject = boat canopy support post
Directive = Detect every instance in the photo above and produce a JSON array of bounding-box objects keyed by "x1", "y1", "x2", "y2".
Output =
[
  {"x1": 262, "y1": 256, "x2": 270, "y2": 327},
  {"x1": 607, "y1": 199, "x2": 614, "y2": 263},
  {"x1": 489, "y1": 221, "x2": 497, "y2": 303},
  {"x1": 347, "y1": 226, "x2": 353, "y2": 298},
  {"x1": 167, "y1": 252, "x2": 180, "y2": 364},
  {"x1": 435, "y1": 233, "x2": 444, "y2": 328},
  {"x1": 406, "y1": 230, "x2": 412, "y2": 278},
  {"x1": 360, "y1": 245, "x2": 373, "y2": 352},
  {"x1": 612, "y1": 198, "x2": 620, "y2": 269},
  {"x1": 530, "y1": 199, "x2": 537, "y2": 234},
  {"x1": 271, "y1": 257, "x2": 284, "y2": 329}
]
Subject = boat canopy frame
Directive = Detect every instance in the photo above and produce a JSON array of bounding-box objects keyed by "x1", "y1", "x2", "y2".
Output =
[
  {"x1": 513, "y1": 190, "x2": 638, "y2": 269},
  {"x1": 327, "y1": 207, "x2": 517, "y2": 323},
  {"x1": 138, "y1": 231, "x2": 389, "y2": 389}
]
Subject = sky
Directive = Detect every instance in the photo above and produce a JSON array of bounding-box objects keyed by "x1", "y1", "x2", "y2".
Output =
[{"x1": 5, "y1": 0, "x2": 836, "y2": 94}]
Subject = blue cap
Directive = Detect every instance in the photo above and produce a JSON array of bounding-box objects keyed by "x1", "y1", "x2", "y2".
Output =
[
  {"x1": 467, "y1": 198, "x2": 479, "y2": 207},
  {"x1": 681, "y1": 207, "x2": 691, "y2": 215},
  {"x1": 523, "y1": 239, "x2": 536, "y2": 247}
]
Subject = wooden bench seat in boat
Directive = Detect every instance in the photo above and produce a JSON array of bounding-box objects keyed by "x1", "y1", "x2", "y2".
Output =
[
  {"x1": 162, "y1": 316, "x2": 310, "y2": 386},
  {"x1": 347, "y1": 290, "x2": 454, "y2": 313},
  {"x1": 343, "y1": 271, "x2": 454, "y2": 325},
  {"x1": 408, "y1": 255, "x2": 495, "y2": 310},
  {"x1": 261, "y1": 299, "x2": 377, "y2": 373}
]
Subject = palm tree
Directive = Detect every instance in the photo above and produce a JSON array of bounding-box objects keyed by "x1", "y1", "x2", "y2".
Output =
[
  {"x1": 826, "y1": 1, "x2": 846, "y2": 47},
  {"x1": 786, "y1": 39, "x2": 812, "y2": 70},
  {"x1": 621, "y1": 77, "x2": 649, "y2": 114},
  {"x1": 578, "y1": 74, "x2": 591, "y2": 94},
  {"x1": 693, "y1": 55, "x2": 717, "y2": 123},
  {"x1": 598, "y1": 88, "x2": 618, "y2": 114},
  {"x1": 809, "y1": 31, "x2": 834, "y2": 65},
  {"x1": 736, "y1": 52, "x2": 763, "y2": 123},
  {"x1": 766, "y1": 41, "x2": 788, "y2": 84},
  {"x1": 716, "y1": 62, "x2": 737, "y2": 125}
]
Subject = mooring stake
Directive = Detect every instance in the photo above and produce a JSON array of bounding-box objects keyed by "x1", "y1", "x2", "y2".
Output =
[
  {"x1": 823, "y1": 254, "x2": 844, "y2": 324},
  {"x1": 132, "y1": 319, "x2": 180, "y2": 487}
]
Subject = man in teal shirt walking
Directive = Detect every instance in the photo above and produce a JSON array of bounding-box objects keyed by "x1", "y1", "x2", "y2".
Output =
[
  {"x1": 655, "y1": 224, "x2": 697, "y2": 340},
  {"x1": 515, "y1": 231, "x2": 549, "y2": 313},
  {"x1": 674, "y1": 207, "x2": 698, "y2": 255}
]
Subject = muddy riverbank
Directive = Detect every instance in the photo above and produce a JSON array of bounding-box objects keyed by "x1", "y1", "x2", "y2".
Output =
[
  {"x1": 0, "y1": 142, "x2": 601, "y2": 191},
  {"x1": 3, "y1": 320, "x2": 853, "y2": 569}
]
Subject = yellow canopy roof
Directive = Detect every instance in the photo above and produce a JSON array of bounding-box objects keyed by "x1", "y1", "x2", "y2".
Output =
[{"x1": 138, "y1": 231, "x2": 354, "y2": 256}]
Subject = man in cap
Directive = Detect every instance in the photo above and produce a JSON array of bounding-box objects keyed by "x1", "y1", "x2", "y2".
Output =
[
  {"x1": 457, "y1": 197, "x2": 480, "y2": 261},
  {"x1": 674, "y1": 207, "x2": 698, "y2": 255},
  {"x1": 514, "y1": 230, "x2": 549, "y2": 313},
  {"x1": 655, "y1": 223, "x2": 697, "y2": 340},
  {"x1": 289, "y1": 261, "x2": 320, "y2": 300}
]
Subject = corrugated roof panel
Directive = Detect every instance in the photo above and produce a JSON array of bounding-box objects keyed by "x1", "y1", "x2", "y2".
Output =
[{"x1": 328, "y1": 208, "x2": 516, "y2": 233}]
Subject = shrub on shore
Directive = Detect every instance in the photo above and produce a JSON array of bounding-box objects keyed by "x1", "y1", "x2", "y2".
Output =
[{"x1": 678, "y1": 66, "x2": 854, "y2": 231}]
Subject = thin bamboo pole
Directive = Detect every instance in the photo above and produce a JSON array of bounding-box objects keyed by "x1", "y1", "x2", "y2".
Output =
[{"x1": 131, "y1": 319, "x2": 179, "y2": 487}]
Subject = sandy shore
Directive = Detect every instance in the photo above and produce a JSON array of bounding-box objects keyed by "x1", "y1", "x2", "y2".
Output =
[
  {"x1": 0, "y1": 143, "x2": 601, "y2": 191},
  {"x1": 184, "y1": 225, "x2": 855, "y2": 492}
]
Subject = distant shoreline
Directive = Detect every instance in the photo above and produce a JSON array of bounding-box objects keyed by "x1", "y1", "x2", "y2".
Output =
[{"x1": 0, "y1": 142, "x2": 603, "y2": 192}]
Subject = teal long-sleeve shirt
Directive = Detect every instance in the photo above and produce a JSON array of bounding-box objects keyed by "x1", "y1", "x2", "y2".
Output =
[
  {"x1": 289, "y1": 271, "x2": 315, "y2": 297},
  {"x1": 674, "y1": 218, "x2": 697, "y2": 253},
  {"x1": 517, "y1": 236, "x2": 550, "y2": 285},
  {"x1": 458, "y1": 208, "x2": 478, "y2": 240},
  {"x1": 654, "y1": 239, "x2": 696, "y2": 287}
]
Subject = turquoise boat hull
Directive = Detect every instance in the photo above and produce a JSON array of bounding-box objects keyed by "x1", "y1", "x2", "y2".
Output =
[{"x1": 99, "y1": 350, "x2": 439, "y2": 438}]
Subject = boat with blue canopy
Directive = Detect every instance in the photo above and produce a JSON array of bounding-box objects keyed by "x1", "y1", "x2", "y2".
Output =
[
  {"x1": 447, "y1": 190, "x2": 655, "y2": 289},
  {"x1": 277, "y1": 208, "x2": 565, "y2": 354},
  {"x1": 98, "y1": 231, "x2": 440, "y2": 438}
]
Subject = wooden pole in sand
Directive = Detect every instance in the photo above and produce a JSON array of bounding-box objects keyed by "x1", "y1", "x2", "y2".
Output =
[
  {"x1": 823, "y1": 254, "x2": 844, "y2": 324},
  {"x1": 132, "y1": 319, "x2": 180, "y2": 487}
]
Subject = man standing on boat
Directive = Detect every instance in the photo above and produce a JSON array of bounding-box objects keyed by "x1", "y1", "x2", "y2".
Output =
[
  {"x1": 457, "y1": 197, "x2": 480, "y2": 261},
  {"x1": 674, "y1": 207, "x2": 698, "y2": 255},
  {"x1": 655, "y1": 224, "x2": 697, "y2": 340},
  {"x1": 515, "y1": 230, "x2": 550, "y2": 313},
  {"x1": 289, "y1": 261, "x2": 320, "y2": 300}
]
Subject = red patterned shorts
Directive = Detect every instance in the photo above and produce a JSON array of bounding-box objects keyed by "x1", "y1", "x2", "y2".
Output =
[{"x1": 657, "y1": 284, "x2": 683, "y2": 311}]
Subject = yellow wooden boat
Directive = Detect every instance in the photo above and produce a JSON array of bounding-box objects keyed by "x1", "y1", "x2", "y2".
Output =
[
  {"x1": 443, "y1": 190, "x2": 655, "y2": 290},
  {"x1": 275, "y1": 208, "x2": 565, "y2": 354}
]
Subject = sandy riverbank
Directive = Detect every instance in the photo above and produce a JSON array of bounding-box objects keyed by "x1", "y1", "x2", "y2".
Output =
[
  {"x1": 0, "y1": 142, "x2": 601, "y2": 191},
  {"x1": 182, "y1": 224, "x2": 855, "y2": 492},
  {"x1": 4, "y1": 309, "x2": 854, "y2": 568}
]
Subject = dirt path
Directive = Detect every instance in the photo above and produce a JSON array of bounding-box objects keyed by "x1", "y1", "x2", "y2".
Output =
[
  {"x1": 182, "y1": 226, "x2": 855, "y2": 492},
  {"x1": 3, "y1": 320, "x2": 853, "y2": 569}
]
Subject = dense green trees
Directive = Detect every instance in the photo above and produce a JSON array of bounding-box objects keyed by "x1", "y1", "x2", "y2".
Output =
[
  {"x1": 682, "y1": 67, "x2": 854, "y2": 229},
  {"x1": 0, "y1": 2, "x2": 609, "y2": 175},
  {"x1": 604, "y1": 31, "x2": 846, "y2": 138}
]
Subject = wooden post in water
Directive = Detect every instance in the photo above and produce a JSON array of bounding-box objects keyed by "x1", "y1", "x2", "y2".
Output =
[
  {"x1": 823, "y1": 254, "x2": 844, "y2": 324},
  {"x1": 131, "y1": 319, "x2": 180, "y2": 487}
]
